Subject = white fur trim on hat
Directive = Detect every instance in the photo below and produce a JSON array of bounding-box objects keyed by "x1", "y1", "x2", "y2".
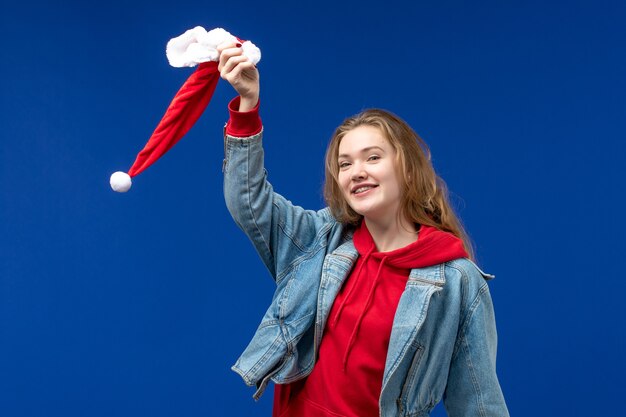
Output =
[{"x1": 166, "y1": 27, "x2": 261, "y2": 68}]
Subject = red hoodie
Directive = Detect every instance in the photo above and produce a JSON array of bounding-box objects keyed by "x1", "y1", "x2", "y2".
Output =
[{"x1": 274, "y1": 221, "x2": 468, "y2": 417}]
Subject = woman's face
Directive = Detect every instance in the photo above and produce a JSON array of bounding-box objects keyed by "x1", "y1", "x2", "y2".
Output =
[{"x1": 336, "y1": 125, "x2": 403, "y2": 225}]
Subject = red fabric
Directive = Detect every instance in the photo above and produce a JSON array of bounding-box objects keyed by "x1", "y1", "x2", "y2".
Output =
[
  {"x1": 274, "y1": 222, "x2": 468, "y2": 417},
  {"x1": 225, "y1": 96, "x2": 262, "y2": 137},
  {"x1": 128, "y1": 61, "x2": 220, "y2": 177}
]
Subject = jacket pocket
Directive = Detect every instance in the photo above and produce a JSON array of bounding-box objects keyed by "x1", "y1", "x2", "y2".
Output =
[{"x1": 398, "y1": 340, "x2": 430, "y2": 413}]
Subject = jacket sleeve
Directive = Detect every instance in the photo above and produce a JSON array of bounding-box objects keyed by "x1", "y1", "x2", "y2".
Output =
[
  {"x1": 443, "y1": 283, "x2": 509, "y2": 417},
  {"x1": 223, "y1": 131, "x2": 332, "y2": 282}
]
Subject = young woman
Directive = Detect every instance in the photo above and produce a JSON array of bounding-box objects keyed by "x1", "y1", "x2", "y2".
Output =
[{"x1": 218, "y1": 43, "x2": 509, "y2": 417}]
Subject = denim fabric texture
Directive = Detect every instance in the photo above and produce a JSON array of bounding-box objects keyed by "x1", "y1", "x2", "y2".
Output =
[{"x1": 223, "y1": 132, "x2": 509, "y2": 417}]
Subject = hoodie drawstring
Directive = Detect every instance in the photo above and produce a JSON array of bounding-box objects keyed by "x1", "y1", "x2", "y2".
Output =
[
  {"x1": 330, "y1": 246, "x2": 375, "y2": 329},
  {"x1": 341, "y1": 255, "x2": 388, "y2": 372}
]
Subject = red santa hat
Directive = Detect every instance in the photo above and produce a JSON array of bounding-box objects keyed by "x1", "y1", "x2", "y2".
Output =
[{"x1": 110, "y1": 27, "x2": 261, "y2": 192}]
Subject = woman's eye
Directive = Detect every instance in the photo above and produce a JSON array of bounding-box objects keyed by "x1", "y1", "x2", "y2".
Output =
[
  {"x1": 368, "y1": 155, "x2": 380, "y2": 161},
  {"x1": 339, "y1": 162, "x2": 350, "y2": 169}
]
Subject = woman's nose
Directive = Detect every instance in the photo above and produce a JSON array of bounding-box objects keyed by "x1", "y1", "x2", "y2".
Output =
[{"x1": 350, "y1": 163, "x2": 367, "y2": 180}]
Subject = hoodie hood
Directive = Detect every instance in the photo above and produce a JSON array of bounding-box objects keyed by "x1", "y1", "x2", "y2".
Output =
[{"x1": 353, "y1": 220, "x2": 469, "y2": 268}]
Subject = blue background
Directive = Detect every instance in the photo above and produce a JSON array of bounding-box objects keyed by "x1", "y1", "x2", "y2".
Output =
[{"x1": 1, "y1": 0, "x2": 625, "y2": 415}]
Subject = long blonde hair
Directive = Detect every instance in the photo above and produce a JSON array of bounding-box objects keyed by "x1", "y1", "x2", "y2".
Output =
[{"x1": 324, "y1": 109, "x2": 474, "y2": 259}]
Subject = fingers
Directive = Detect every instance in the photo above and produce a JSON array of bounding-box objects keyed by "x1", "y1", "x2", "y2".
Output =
[
  {"x1": 228, "y1": 61, "x2": 257, "y2": 82},
  {"x1": 216, "y1": 41, "x2": 240, "y2": 54},
  {"x1": 221, "y1": 55, "x2": 248, "y2": 78},
  {"x1": 216, "y1": 41, "x2": 259, "y2": 101},
  {"x1": 218, "y1": 43, "x2": 258, "y2": 86},
  {"x1": 217, "y1": 41, "x2": 243, "y2": 72}
]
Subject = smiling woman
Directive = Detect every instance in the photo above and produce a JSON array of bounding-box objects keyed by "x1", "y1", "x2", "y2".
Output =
[{"x1": 218, "y1": 41, "x2": 509, "y2": 417}]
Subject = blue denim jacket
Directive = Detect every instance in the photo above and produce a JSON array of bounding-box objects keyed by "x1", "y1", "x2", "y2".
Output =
[{"x1": 223, "y1": 132, "x2": 509, "y2": 417}]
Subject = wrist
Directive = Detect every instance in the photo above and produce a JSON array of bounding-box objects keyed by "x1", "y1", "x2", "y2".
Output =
[{"x1": 238, "y1": 94, "x2": 259, "y2": 112}]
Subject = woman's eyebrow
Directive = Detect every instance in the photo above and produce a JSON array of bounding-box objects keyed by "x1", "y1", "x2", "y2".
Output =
[{"x1": 338, "y1": 146, "x2": 385, "y2": 159}]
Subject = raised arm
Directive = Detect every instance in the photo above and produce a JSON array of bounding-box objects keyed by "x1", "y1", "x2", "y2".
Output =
[{"x1": 219, "y1": 43, "x2": 336, "y2": 282}]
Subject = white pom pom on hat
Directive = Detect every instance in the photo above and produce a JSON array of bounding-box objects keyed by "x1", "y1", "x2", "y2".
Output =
[{"x1": 110, "y1": 27, "x2": 261, "y2": 192}]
